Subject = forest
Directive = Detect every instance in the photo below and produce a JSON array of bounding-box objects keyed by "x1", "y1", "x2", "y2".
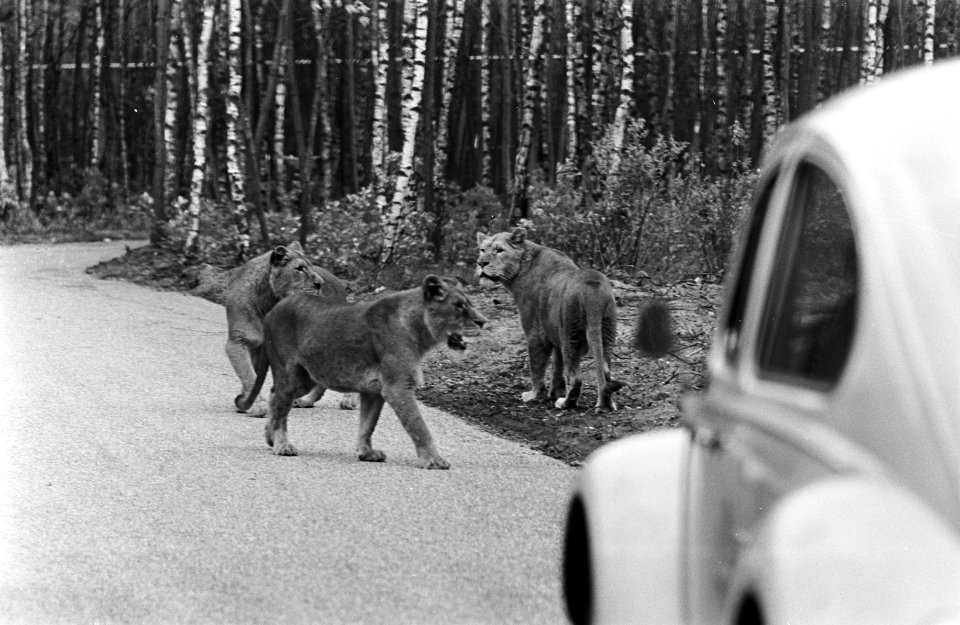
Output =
[{"x1": 2, "y1": 0, "x2": 959, "y2": 280}]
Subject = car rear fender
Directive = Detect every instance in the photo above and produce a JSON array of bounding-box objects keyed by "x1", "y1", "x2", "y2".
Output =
[
  {"x1": 567, "y1": 429, "x2": 690, "y2": 625},
  {"x1": 732, "y1": 477, "x2": 960, "y2": 625}
]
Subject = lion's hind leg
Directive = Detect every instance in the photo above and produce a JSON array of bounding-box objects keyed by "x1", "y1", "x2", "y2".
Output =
[
  {"x1": 554, "y1": 341, "x2": 583, "y2": 410},
  {"x1": 356, "y1": 392, "x2": 386, "y2": 462},
  {"x1": 292, "y1": 385, "x2": 325, "y2": 408}
]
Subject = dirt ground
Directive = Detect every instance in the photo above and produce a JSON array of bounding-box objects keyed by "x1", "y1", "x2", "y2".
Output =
[{"x1": 87, "y1": 244, "x2": 723, "y2": 466}]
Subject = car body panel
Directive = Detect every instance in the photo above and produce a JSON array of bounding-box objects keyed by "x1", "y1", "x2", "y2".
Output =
[{"x1": 572, "y1": 429, "x2": 689, "y2": 625}]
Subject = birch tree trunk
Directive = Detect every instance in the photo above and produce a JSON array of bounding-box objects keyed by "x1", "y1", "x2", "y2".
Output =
[
  {"x1": 165, "y1": 0, "x2": 183, "y2": 209},
  {"x1": 273, "y1": 32, "x2": 288, "y2": 191},
  {"x1": 692, "y1": 0, "x2": 710, "y2": 158},
  {"x1": 761, "y1": 0, "x2": 781, "y2": 145},
  {"x1": 15, "y1": 0, "x2": 33, "y2": 203},
  {"x1": 435, "y1": 0, "x2": 462, "y2": 180},
  {"x1": 923, "y1": 0, "x2": 937, "y2": 64},
  {"x1": 564, "y1": 0, "x2": 578, "y2": 163},
  {"x1": 510, "y1": 0, "x2": 547, "y2": 223},
  {"x1": 380, "y1": 0, "x2": 427, "y2": 265},
  {"x1": 90, "y1": 0, "x2": 105, "y2": 169},
  {"x1": 480, "y1": 0, "x2": 493, "y2": 188},
  {"x1": 225, "y1": 0, "x2": 250, "y2": 258},
  {"x1": 35, "y1": 0, "x2": 50, "y2": 186},
  {"x1": 316, "y1": 0, "x2": 333, "y2": 210},
  {"x1": 0, "y1": 22, "x2": 11, "y2": 198},
  {"x1": 370, "y1": 0, "x2": 388, "y2": 211},
  {"x1": 661, "y1": 0, "x2": 680, "y2": 137},
  {"x1": 818, "y1": 0, "x2": 833, "y2": 102},
  {"x1": 610, "y1": 0, "x2": 635, "y2": 170},
  {"x1": 184, "y1": 0, "x2": 216, "y2": 257},
  {"x1": 713, "y1": 0, "x2": 730, "y2": 170},
  {"x1": 117, "y1": 0, "x2": 130, "y2": 193},
  {"x1": 153, "y1": 0, "x2": 173, "y2": 243},
  {"x1": 861, "y1": 0, "x2": 880, "y2": 84}
]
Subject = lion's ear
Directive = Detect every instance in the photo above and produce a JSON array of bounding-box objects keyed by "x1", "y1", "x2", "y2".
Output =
[
  {"x1": 270, "y1": 246, "x2": 291, "y2": 266},
  {"x1": 509, "y1": 227, "x2": 527, "y2": 245},
  {"x1": 422, "y1": 275, "x2": 448, "y2": 301},
  {"x1": 476, "y1": 232, "x2": 487, "y2": 247},
  {"x1": 287, "y1": 241, "x2": 304, "y2": 253}
]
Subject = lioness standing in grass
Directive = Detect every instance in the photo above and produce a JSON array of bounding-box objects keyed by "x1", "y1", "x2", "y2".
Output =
[{"x1": 476, "y1": 227, "x2": 623, "y2": 412}]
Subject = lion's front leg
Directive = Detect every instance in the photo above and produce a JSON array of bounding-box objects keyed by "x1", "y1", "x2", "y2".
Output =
[
  {"x1": 381, "y1": 383, "x2": 449, "y2": 470},
  {"x1": 523, "y1": 340, "x2": 552, "y2": 403},
  {"x1": 356, "y1": 392, "x2": 386, "y2": 462},
  {"x1": 264, "y1": 370, "x2": 299, "y2": 456}
]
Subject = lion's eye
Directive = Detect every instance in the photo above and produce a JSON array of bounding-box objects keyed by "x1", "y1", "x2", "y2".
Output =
[{"x1": 297, "y1": 265, "x2": 306, "y2": 272}]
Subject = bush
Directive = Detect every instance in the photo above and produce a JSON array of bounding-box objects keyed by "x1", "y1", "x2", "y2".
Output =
[{"x1": 528, "y1": 119, "x2": 757, "y2": 282}]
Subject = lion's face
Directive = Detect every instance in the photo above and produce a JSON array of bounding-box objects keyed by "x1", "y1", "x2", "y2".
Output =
[
  {"x1": 475, "y1": 228, "x2": 527, "y2": 288},
  {"x1": 268, "y1": 243, "x2": 325, "y2": 298},
  {"x1": 422, "y1": 276, "x2": 487, "y2": 347}
]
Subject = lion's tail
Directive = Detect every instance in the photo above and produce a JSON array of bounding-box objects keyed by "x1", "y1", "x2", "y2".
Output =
[
  {"x1": 235, "y1": 347, "x2": 269, "y2": 412},
  {"x1": 588, "y1": 297, "x2": 623, "y2": 405}
]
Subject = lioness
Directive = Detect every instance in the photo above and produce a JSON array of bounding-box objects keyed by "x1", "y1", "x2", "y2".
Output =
[
  {"x1": 476, "y1": 227, "x2": 623, "y2": 412},
  {"x1": 236, "y1": 275, "x2": 487, "y2": 469},
  {"x1": 224, "y1": 241, "x2": 357, "y2": 414}
]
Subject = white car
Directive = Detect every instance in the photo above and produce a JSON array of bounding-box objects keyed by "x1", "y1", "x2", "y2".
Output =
[{"x1": 562, "y1": 60, "x2": 960, "y2": 625}]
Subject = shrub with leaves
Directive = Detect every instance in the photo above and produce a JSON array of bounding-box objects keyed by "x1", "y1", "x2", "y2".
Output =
[{"x1": 529, "y1": 119, "x2": 757, "y2": 282}]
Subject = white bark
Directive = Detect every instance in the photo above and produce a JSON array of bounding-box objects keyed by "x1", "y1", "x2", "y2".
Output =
[
  {"x1": 184, "y1": 0, "x2": 216, "y2": 255},
  {"x1": 225, "y1": 0, "x2": 249, "y2": 256},
  {"x1": 380, "y1": 0, "x2": 427, "y2": 264},
  {"x1": 609, "y1": 0, "x2": 635, "y2": 170}
]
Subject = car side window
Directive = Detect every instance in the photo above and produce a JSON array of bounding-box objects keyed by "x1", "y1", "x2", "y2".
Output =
[
  {"x1": 723, "y1": 173, "x2": 777, "y2": 362},
  {"x1": 757, "y1": 163, "x2": 858, "y2": 388}
]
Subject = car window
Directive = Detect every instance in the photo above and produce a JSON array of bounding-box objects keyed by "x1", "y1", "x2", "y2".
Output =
[
  {"x1": 723, "y1": 172, "x2": 777, "y2": 362},
  {"x1": 757, "y1": 163, "x2": 858, "y2": 388}
]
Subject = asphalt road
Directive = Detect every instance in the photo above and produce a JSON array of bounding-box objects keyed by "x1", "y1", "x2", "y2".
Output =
[{"x1": 0, "y1": 241, "x2": 576, "y2": 625}]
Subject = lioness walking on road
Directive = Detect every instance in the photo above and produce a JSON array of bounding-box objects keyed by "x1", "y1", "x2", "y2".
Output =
[
  {"x1": 236, "y1": 275, "x2": 487, "y2": 469},
  {"x1": 476, "y1": 227, "x2": 623, "y2": 412},
  {"x1": 224, "y1": 241, "x2": 357, "y2": 415}
]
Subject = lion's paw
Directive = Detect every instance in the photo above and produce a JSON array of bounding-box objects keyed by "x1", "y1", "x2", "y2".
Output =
[
  {"x1": 239, "y1": 398, "x2": 269, "y2": 418},
  {"x1": 358, "y1": 448, "x2": 386, "y2": 462},
  {"x1": 420, "y1": 455, "x2": 450, "y2": 470},
  {"x1": 272, "y1": 442, "x2": 299, "y2": 456},
  {"x1": 339, "y1": 394, "x2": 358, "y2": 410},
  {"x1": 292, "y1": 397, "x2": 315, "y2": 408},
  {"x1": 521, "y1": 390, "x2": 540, "y2": 403}
]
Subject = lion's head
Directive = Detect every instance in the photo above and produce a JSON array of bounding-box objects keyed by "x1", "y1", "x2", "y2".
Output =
[
  {"x1": 475, "y1": 227, "x2": 528, "y2": 288},
  {"x1": 421, "y1": 275, "x2": 487, "y2": 349},
  {"x1": 268, "y1": 242, "x2": 324, "y2": 298}
]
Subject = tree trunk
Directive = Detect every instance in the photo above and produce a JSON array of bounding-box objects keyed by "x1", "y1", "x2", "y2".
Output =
[
  {"x1": 184, "y1": 0, "x2": 216, "y2": 257},
  {"x1": 0, "y1": 17, "x2": 11, "y2": 198},
  {"x1": 610, "y1": 0, "x2": 635, "y2": 170},
  {"x1": 153, "y1": 0, "x2": 173, "y2": 243},
  {"x1": 225, "y1": 0, "x2": 250, "y2": 258},
  {"x1": 713, "y1": 0, "x2": 730, "y2": 170},
  {"x1": 923, "y1": 0, "x2": 936, "y2": 64},
  {"x1": 761, "y1": 0, "x2": 781, "y2": 145},
  {"x1": 564, "y1": 0, "x2": 578, "y2": 163},
  {"x1": 317, "y1": 0, "x2": 333, "y2": 210},
  {"x1": 117, "y1": 0, "x2": 130, "y2": 194},
  {"x1": 371, "y1": 0, "x2": 389, "y2": 212},
  {"x1": 273, "y1": 28, "x2": 288, "y2": 192},
  {"x1": 861, "y1": 0, "x2": 879, "y2": 83},
  {"x1": 435, "y1": 0, "x2": 462, "y2": 182},
  {"x1": 509, "y1": 0, "x2": 546, "y2": 223},
  {"x1": 661, "y1": 0, "x2": 679, "y2": 138},
  {"x1": 380, "y1": 0, "x2": 427, "y2": 265},
  {"x1": 90, "y1": 0, "x2": 105, "y2": 170},
  {"x1": 165, "y1": 0, "x2": 183, "y2": 208},
  {"x1": 480, "y1": 0, "x2": 493, "y2": 188},
  {"x1": 343, "y1": 2, "x2": 359, "y2": 193}
]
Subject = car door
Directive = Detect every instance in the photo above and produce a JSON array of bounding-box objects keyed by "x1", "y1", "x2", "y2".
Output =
[{"x1": 682, "y1": 152, "x2": 862, "y2": 625}]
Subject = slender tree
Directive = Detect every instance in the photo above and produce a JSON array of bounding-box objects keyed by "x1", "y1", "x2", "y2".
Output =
[
  {"x1": 435, "y1": 0, "x2": 462, "y2": 180},
  {"x1": 225, "y1": 0, "x2": 250, "y2": 257},
  {"x1": 90, "y1": 0, "x2": 105, "y2": 169},
  {"x1": 923, "y1": 0, "x2": 937, "y2": 64},
  {"x1": 510, "y1": 0, "x2": 547, "y2": 223},
  {"x1": 117, "y1": 0, "x2": 130, "y2": 193},
  {"x1": 761, "y1": 0, "x2": 780, "y2": 144},
  {"x1": 610, "y1": 0, "x2": 635, "y2": 169},
  {"x1": 480, "y1": 0, "x2": 493, "y2": 187},
  {"x1": 184, "y1": 0, "x2": 216, "y2": 257},
  {"x1": 661, "y1": 0, "x2": 679, "y2": 137},
  {"x1": 165, "y1": 0, "x2": 184, "y2": 208},
  {"x1": 381, "y1": 0, "x2": 427, "y2": 264},
  {"x1": 713, "y1": 0, "x2": 730, "y2": 170},
  {"x1": 564, "y1": 0, "x2": 578, "y2": 163},
  {"x1": 153, "y1": 0, "x2": 173, "y2": 243},
  {"x1": 0, "y1": 17, "x2": 10, "y2": 198},
  {"x1": 370, "y1": 0, "x2": 389, "y2": 212},
  {"x1": 861, "y1": 0, "x2": 880, "y2": 83}
]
